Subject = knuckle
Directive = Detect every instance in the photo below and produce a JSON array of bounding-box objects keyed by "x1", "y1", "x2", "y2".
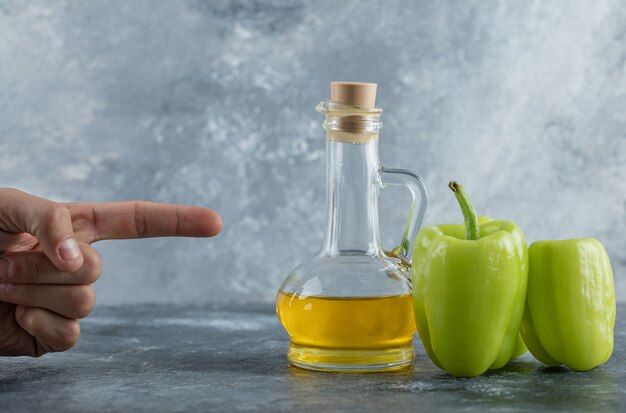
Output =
[
  {"x1": 133, "y1": 200, "x2": 148, "y2": 237},
  {"x1": 4, "y1": 282, "x2": 13, "y2": 295},
  {"x1": 81, "y1": 248, "x2": 102, "y2": 284},
  {"x1": 44, "y1": 204, "x2": 70, "y2": 223},
  {"x1": 72, "y1": 285, "x2": 96, "y2": 319},
  {"x1": 10, "y1": 283, "x2": 34, "y2": 304},
  {"x1": 41, "y1": 204, "x2": 71, "y2": 232},
  {"x1": 3, "y1": 257, "x2": 17, "y2": 282},
  {"x1": 4, "y1": 252, "x2": 44, "y2": 284},
  {"x1": 14, "y1": 306, "x2": 33, "y2": 328},
  {"x1": 57, "y1": 321, "x2": 81, "y2": 351}
]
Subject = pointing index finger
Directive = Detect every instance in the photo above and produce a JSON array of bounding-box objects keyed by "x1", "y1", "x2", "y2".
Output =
[{"x1": 66, "y1": 201, "x2": 223, "y2": 243}]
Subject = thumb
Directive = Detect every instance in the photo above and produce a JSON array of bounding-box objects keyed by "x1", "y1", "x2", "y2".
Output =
[{"x1": 0, "y1": 188, "x2": 83, "y2": 272}]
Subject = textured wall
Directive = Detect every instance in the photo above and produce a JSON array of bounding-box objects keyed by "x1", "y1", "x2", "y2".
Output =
[{"x1": 0, "y1": 0, "x2": 624, "y2": 305}]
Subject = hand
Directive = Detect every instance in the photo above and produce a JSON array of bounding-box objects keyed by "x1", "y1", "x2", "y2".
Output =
[{"x1": 0, "y1": 188, "x2": 222, "y2": 357}]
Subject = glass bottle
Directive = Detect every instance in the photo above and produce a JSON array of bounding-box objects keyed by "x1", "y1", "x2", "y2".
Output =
[{"x1": 276, "y1": 82, "x2": 429, "y2": 372}]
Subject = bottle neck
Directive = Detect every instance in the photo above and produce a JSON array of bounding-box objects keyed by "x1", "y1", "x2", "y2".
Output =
[{"x1": 321, "y1": 138, "x2": 382, "y2": 256}]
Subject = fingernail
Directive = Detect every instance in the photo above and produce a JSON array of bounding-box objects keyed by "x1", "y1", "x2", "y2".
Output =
[
  {"x1": 0, "y1": 258, "x2": 8, "y2": 281},
  {"x1": 0, "y1": 283, "x2": 7, "y2": 296},
  {"x1": 14, "y1": 306, "x2": 24, "y2": 319},
  {"x1": 59, "y1": 238, "x2": 81, "y2": 261}
]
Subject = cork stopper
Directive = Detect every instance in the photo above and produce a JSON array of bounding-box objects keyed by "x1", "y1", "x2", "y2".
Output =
[{"x1": 330, "y1": 82, "x2": 377, "y2": 108}]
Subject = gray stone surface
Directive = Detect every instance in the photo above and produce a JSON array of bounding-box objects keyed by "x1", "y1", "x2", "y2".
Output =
[
  {"x1": 0, "y1": 304, "x2": 624, "y2": 412},
  {"x1": 0, "y1": 1, "x2": 625, "y2": 305}
]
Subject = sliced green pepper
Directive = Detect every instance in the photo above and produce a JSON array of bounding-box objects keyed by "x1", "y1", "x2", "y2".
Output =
[
  {"x1": 412, "y1": 182, "x2": 528, "y2": 377},
  {"x1": 521, "y1": 238, "x2": 615, "y2": 371}
]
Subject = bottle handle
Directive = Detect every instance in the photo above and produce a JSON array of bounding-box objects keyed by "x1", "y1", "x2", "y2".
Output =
[{"x1": 379, "y1": 167, "x2": 429, "y2": 266}]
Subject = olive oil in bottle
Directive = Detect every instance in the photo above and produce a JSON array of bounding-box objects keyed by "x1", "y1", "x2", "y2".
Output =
[{"x1": 276, "y1": 292, "x2": 416, "y2": 371}]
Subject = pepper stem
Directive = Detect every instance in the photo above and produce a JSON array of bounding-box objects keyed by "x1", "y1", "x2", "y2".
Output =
[{"x1": 448, "y1": 181, "x2": 480, "y2": 240}]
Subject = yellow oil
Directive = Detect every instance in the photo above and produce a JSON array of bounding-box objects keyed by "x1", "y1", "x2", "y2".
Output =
[{"x1": 276, "y1": 292, "x2": 416, "y2": 371}]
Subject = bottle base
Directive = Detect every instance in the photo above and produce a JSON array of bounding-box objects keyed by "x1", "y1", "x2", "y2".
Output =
[{"x1": 287, "y1": 343, "x2": 414, "y2": 373}]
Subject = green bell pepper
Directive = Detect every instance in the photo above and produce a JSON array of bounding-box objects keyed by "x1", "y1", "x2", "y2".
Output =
[
  {"x1": 478, "y1": 215, "x2": 528, "y2": 359},
  {"x1": 520, "y1": 238, "x2": 615, "y2": 371},
  {"x1": 412, "y1": 182, "x2": 528, "y2": 377}
]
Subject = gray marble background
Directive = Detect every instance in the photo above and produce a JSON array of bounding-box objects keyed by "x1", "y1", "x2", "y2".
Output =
[{"x1": 0, "y1": 1, "x2": 624, "y2": 305}]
